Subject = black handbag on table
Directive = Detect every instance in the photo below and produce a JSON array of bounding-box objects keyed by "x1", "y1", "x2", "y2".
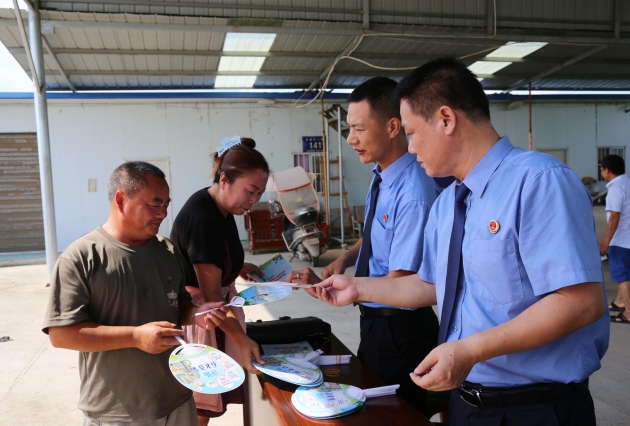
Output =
[{"x1": 246, "y1": 316, "x2": 331, "y2": 345}]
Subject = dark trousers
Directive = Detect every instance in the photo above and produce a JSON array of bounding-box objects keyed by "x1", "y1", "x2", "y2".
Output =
[
  {"x1": 357, "y1": 307, "x2": 438, "y2": 417},
  {"x1": 449, "y1": 381, "x2": 596, "y2": 426}
]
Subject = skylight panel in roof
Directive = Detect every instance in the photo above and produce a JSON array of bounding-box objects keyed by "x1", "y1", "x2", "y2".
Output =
[
  {"x1": 218, "y1": 57, "x2": 266, "y2": 72},
  {"x1": 216, "y1": 33, "x2": 276, "y2": 87},
  {"x1": 223, "y1": 33, "x2": 276, "y2": 52},
  {"x1": 215, "y1": 75, "x2": 257, "y2": 88},
  {"x1": 468, "y1": 61, "x2": 512, "y2": 76},
  {"x1": 486, "y1": 42, "x2": 547, "y2": 59}
]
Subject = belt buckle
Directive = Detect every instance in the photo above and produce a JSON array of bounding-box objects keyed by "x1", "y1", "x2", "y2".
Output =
[
  {"x1": 460, "y1": 385, "x2": 485, "y2": 408},
  {"x1": 472, "y1": 389, "x2": 484, "y2": 408}
]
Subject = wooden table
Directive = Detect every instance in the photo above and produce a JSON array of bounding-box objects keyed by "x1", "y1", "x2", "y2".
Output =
[{"x1": 243, "y1": 334, "x2": 433, "y2": 426}]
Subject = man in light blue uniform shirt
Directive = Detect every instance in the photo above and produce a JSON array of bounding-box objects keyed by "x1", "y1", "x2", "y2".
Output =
[
  {"x1": 359, "y1": 148, "x2": 440, "y2": 291},
  {"x1": 287, "y1": 77, "x2": 440, "y2": 415},
  {"x1": 314, "y1": 59, "x2": 608, "y2": 426},
  {"x1": 420, "y1": 136, "x2": 608, "y2": 387}
]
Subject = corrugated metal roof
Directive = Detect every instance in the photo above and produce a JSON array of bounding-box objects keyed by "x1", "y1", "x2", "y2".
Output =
[
  {"x1": 1, "y1": 1, "x2": 630, "y2": 91},
  {"x1": 35, "y1": 0, "x2": 630, "y2": 30}
]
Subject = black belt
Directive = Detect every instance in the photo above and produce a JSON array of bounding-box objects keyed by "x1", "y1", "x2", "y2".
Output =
[
  {"x1": 358, "y1": 305, "x2": 416, "y2": 317},
  {"x1": 458, "y1": 380, "x2": 588, "y2": 408}
]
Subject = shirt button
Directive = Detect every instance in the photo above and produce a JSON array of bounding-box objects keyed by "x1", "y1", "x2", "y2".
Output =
[{"x1": 452, "y1": 326, "x2": 458, "y2": 332}]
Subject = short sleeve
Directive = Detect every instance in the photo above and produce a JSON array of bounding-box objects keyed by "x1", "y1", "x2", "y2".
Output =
[
  {"x1": 418, "y1": 208, "x2": 438, "y2": 285},
  {"x1": 388, "y1": 200, "x2": 432, "y2": 272},
  {"x1": 42, "y1": 257, "x2": 92, "y2": 334},
  {"x1": 606, "y1": 184, "x2": 624, "y2": 213},
  {"x1": 519, "y1": 166, "x2": 603, "y2": 295}
]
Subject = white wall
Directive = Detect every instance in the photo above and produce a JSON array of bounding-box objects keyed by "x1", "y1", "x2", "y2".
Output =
[
  {"x1": 491, "y1": 103, "x2": 630, "y2": 179},
  {"x1": 1, "y1": 99, "x2": 630, "y2": 250},
  {"x1": 0, "y1": 99, "x2": 374, "y2": 249}
]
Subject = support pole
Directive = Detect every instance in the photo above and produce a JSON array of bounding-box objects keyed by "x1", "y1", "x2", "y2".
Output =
[
  {"x1": 337, "y1": 105, "x2": 345, "y2": 246},
  {"x1": 29, "y1": 1, "x2": 58, "y2": 281},
  {"x1": 12, "y1": 0, "x2": 40, "y2": 92},
  {"x1": 320, "y1": 81, "x2": 329, "y2": 226}
]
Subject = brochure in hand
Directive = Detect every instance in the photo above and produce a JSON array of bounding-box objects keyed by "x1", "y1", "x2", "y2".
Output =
[
  {"x1": 237, "y1": 285, "x2": 293, "y2": 306},
  {"x1": 248, "y1": 253, "x2": 293, "y2": 283}
]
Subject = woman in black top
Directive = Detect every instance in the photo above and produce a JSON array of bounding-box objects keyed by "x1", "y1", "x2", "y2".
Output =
[{"x1": 170, "y1": 136, "x2": 269, "y2": 425}]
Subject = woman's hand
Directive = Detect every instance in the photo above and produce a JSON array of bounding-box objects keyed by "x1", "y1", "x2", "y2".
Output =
[
  {"x1": 234, "y1": 335, "x2": 265, "y2": 374},
  {"x1": 193, "y1": 302, "x2": 228, "y2": 330},
  {"x1": 239, "y1": 262, "x2": 263, "y2": 282},
  {"x1": 286, "y1": 267, "x2": 322, "y2": 285},
  {"x1": 286, "y1": 267, "x2": 322, "y2": 296}
]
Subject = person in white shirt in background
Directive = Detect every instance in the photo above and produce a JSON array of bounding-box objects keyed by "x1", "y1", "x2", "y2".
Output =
[{"x1": 599, "y1": 154, "x2": 630, "y2": 324}]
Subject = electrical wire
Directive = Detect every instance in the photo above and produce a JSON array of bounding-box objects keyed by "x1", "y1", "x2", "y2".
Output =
[
  {"x1": 337, "y1": 55, "x2": 418, "y2": 71},
  {"x1": 289, "y1": 1, "x2": 495, "y2": 110},
  {"x1": 290, "y1": 34, "x2": 364, "y2": 109}
]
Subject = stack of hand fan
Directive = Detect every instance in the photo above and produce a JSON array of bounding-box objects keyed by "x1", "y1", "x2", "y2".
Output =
[
  {"x1": 253, "y1": 355, "x2": 323, "y2": 387},
  {"x1": 291, "y1": 382, "x2": 400, "y2": 419}
]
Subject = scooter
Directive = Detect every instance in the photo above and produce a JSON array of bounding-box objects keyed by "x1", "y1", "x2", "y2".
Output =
[{"x1": 268, "y1": 166, "x2": 327, "y2": 267}]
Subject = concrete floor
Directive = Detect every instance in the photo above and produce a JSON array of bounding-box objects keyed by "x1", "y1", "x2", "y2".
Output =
[{"x1": 1, "y1": 205, "x2": 629, "y2": 425}]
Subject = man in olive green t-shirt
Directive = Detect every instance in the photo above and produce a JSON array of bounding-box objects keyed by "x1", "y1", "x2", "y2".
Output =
[{"x1": 42, "y1": 162, "x2": 227, "y2": 425}]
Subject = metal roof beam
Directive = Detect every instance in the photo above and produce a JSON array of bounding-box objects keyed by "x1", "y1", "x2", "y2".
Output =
[
  {"x1": 614, "y1": 0, "x2": 622, "y2": 38},
  {"x1": 362, "y1": 0, "x2": 369, "y2": 30},
  {"x1": 35, "y1": 1, "x2": 476, "y2": 21},
  {"x1": 34, "y1": 2, "x2": 630, "y2": 28},
  {"x1": 367, "y1": 28, "x2": 630, "y2": 46},
  {"x1": 10, "y1": 48, "x2": 335, "y2": 57},
  {"x1": 499, "y1": 73, "x2": 630, "y2": 82},
  {"x1": 39, "y1": 0, "x2": 362, "y2": 15},
  {"x1": 11, "y1": 5, "x2": 41, "y2": 93},
  {"x1": 9, "y1": 47, "x2": 628, "y2": 66},
  {"x1": 486, "y1": 0, "x2": 495, "y2": 35},
  {"x1": 503, "y1": 45, "x2": 610, "y2": 92},
  {"x1": 41, "y1": 35, "x2": 76, "y2": 91},
  {"x1": 5, "y1": 47, "x2": 490, "y2": 59},
  {"x1": 33, "y1": 69, "x2": 630, "y2": 81},
  {"x1": 6, "y1": 47, "x2": 565, "y2": 63},
  {"x1": 1, "y1": 18, "x2": 630, "y2": 45},
  {"x1": 36, "y1": 70, "x2": 372, "y2": 77},
  {"x1": 0, "y1": 17, "x2": 363, "y2": 36}
]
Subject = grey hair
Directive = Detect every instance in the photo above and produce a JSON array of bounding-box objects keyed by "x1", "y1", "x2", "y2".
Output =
[{"x1": 108, "y1": 161, "x2": 166, "y2": 201}]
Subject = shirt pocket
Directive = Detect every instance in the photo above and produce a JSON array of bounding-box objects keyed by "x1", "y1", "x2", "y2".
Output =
[
  {"x1": 372, "y1": 216, "x2": 394, "y2": 265},
  {"x1": 466, "y1": 239, "x2": 525, "y2": 305}
]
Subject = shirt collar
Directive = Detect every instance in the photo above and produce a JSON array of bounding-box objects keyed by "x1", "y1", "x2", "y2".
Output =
[
  {"x1": 373, "y1": 152, "x2": 416, "y2": 188},
  {"x1": 462, "y1": 136, "x2": 514, "y2": 198},
  {"x1": 606, "y1": 174, "x2": 627, "y2": 189}
]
